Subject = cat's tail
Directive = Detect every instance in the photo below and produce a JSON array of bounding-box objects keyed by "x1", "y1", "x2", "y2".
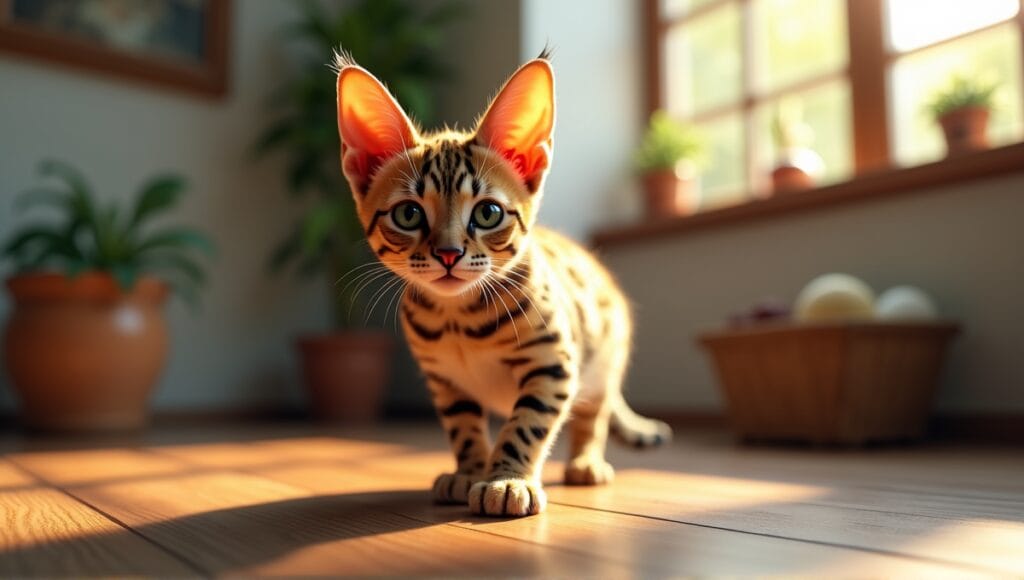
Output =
[{"x1": 609, "y1": 391, "x2": 673, "y2": 450}]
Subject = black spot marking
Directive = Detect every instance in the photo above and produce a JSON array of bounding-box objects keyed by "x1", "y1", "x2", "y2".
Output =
[
  {"x1": 365, "y1": 210, "x2": 388, "y2": 236},
  {"x1": 404, "y1": 308, "x2": 444, "y2": 341},
  {"x1": 519, "y1": 364, "x2": 569, "y2": 389},
  {"x1": 516, "y1": 333, "x2": 561, "y2": 349},
  {"x1": 502, "y1": 442, "x2": 522, "y2": 464},
  {"x1": 516, "y1": 427, "x2": 530, "y2": 445},
  {"x1": 507, "y1": 209, "x2": 527, "y2": 232},
  {"x1": 530, "y1": 427, "x2": 548, "y2": 439},
  {"x1": 441, "y1": 400, "x2": 483, "y2": 417},
  {"x1": 464, "y1": 296, "x2": 531, "y2": 339},
  {"x1": 514, "y1": 395, "x2": 558, "y2": 415},
  {"x1": 448, "y1": 427, "x2": 459, "y2": 442}
]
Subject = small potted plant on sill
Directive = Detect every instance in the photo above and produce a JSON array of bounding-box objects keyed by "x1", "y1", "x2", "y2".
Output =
[
  {"x1": 634, "y1": 111, "x2": 703, "y2": 218},
  {"x1": 254, "y1": 0, "x2": 461, "y2": 422},
  {"x1": 926, "y1": 74, "x2": 999, "y2": 156},
  {"x1": 770, "y1": 100, "x2": 824, "y2": 194},
  {"x1": 2, "y1": 160, "x2": 213, "y2": 431}
]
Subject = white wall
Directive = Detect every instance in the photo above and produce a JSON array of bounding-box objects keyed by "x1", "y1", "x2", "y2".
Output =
[
  {"x1": 601, "y1": 174, "x2": 1024, "y2": 414},
  {"x1": 521, "y1": 0, "x2": 645, "y2": 241},
  {"x1": 0, "y1": 2, "x2": 328, "y2": 413}
]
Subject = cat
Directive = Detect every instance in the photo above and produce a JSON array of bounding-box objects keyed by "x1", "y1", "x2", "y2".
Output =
[{"x1": 335, "y1": 50, "x2": 672, "y2": 517}]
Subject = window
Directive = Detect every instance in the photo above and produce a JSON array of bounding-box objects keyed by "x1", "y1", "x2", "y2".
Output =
[
  {"x1": 648, "y1": 0, "x2": 1024, "y2": 210},
  {"x1": 887, "y1": 0, "x2": 1024, "y2": 165}
]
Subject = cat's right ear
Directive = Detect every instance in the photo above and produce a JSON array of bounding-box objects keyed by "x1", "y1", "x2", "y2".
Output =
[{"x1": 336, "y1": 65, "x2": 418, "y2": 195}]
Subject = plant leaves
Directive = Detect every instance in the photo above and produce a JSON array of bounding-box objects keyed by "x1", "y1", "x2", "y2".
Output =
[
  {"x1": 130, "y1": 175, "x2": 186, "y2": 229},
  {"x1": 135, "y1": 227, "x2": 216, "y2": 257},
  {"x1": 142, "y1": 252, "x2": 207, "y2": 286}
]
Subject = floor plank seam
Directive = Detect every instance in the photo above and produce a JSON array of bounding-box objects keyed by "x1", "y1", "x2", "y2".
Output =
[
  {"x1": 386, "y1": 509, "x2": 669, "y2": 574},
  {"x1": 3, "y1": 458, "x2": 209, "y2": 577},
  {"x1": 547, "y1": 500, "x2": 1004, "y2": 576}
]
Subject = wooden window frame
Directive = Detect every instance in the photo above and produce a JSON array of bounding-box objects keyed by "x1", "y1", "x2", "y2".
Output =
[{"x1": 643, "y1": 0, "x2": 1024, "y2": 193}]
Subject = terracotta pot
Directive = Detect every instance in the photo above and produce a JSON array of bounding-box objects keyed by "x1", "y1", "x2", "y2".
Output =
[
  {"x1": 641, "y1": 169, "x2": 696, "y2": 218},
  {"x1": 296, "y1": 331, "x2": 393, "y2": 422},
  {"x1": 3, "y1": 272, "x2": 169, "y2": 431},
  {"x1": 771, "y1": 165, "x2": 816, "y2": 194},
  {"x1": 939, "y1": 106, "x2": 990, "y2": 156}
]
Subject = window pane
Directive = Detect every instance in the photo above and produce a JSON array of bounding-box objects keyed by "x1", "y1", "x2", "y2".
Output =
[
  {"x1": 751, "y1": 0, "x2": 848, "y2": 94},
  {"x1": 695, "y1": 113, "x2": 747, "y2": 209},
  {"x1": 890, "y1": 24, "x2": 1023, "y2": 166},
  {"x1": 753, "y1": 80, "x2": 853, "y2": 189},
  {"x1": 664, "y1": 3, "x2": 743, "y2": 117},
  {"x1": 886, "y1": 0, "x2": 1019, "y2": 52},
  {"x1": 661, "y1": 0, "x2": 723, "y2": 19}
]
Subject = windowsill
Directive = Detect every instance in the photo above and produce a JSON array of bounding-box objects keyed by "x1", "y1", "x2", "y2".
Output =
[{"x1": 592, "y1": 141, "x2": 1024, "y2": 247}]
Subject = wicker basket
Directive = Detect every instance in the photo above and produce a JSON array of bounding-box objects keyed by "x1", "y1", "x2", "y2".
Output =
[{"x1": 699, "y1": 322, "x2": 960, "y2": 444}]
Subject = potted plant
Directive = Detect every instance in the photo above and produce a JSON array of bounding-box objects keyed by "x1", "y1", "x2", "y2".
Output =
[
  {"x1": 926, "y1": 74, "x2": 998, "y2": 156},
  {"x1": 2, "y1": 160, "x2": 212, "y2": 431},
  {"x1": 634, "y1": 111, "x2": 703, "y2": 218},
  {"x1": 770, "y1": 100, "x2": 824, "y2": 194},
  {"x1": 254, "y1": 0, "x2": 461, "y2": 421}
]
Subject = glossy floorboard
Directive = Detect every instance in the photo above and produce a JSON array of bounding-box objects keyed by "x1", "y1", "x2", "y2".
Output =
[{"x1": 0, "y1": 423, "x2": 1021, "y2": 577}]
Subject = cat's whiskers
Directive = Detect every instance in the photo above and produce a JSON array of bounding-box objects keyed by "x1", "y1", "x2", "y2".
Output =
[
  {"x1": 335, "y1": 261, "x2": 390, "y2": 286},
  {"x1": 347, "y1": 266, "x2": 406, "y2": 321},
  {"x1": 338, "y1": 264, "x2": 394, "y2": 299},
  {"x1": 492, "y1": 274, "x2": 549, "y2": 330},
  {"x1": 365, "y1": 273, "x2": 407, "y2": 325},
  {"x1": 482, "y1": 277, "x2": 521, "y2": 345},
  {"x1": 387, "y1": 281, "x2": 409, "y2": 334}
]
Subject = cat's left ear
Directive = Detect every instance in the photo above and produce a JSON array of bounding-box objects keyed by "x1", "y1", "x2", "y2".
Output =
[{"x1": 475, "y1": 59, "x2": 555, "y2": 193}]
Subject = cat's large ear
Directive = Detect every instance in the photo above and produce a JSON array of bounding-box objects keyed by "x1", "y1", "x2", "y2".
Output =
[
  {"x1": 475, "y1": 59, "x2": 555, "y2": 193},
  {"x1": 336, "y1": 64, "x2": 418, "y2": 195}
]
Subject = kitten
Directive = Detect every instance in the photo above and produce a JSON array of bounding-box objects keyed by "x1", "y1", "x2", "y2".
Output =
[{"x1": 335, "y1": 51, "x2": 672, "y2": 517}]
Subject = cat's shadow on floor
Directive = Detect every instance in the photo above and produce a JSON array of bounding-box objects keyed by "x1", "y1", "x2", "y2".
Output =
[{"x1": 1, "y1": 489, "x2": 530, "y2": 575}]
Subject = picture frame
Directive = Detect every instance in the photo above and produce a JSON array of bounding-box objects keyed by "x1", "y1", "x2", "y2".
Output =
[{"x1": 0, "y1": 0, "x2": 231, "y2": 98}]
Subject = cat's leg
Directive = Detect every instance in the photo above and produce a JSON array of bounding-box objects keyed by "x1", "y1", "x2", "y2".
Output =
[
  {"x1": 468, "y1": 365, "x2": 578, "y2": 517},
  {"x1": 563, "y1": 339, "x2": 629, "y2": 485},
  {"x1": 425, "y1": 374, "x2": 491, "y2": 505},
  {"x1": 564, "y1": 397, "x2": 615, "y2": 485}
]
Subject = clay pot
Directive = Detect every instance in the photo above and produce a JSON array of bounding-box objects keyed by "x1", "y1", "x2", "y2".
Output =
[
  {"x1": 771, "y1": 165, "x2": 816, "y2": 194},
  {"x1": 296, "y1": 331, "x2": 393, "y2": 422},
  {"x1": 3, "y1": 272, "x2": 169, "y2": 431},
  {"x1": 939, "y1": 106, "x2": 990, "y2": 156},
  {"x1": 771, "y1": 147, "x2": 824, "y2": 194},
  {"x1": 641, "y1": 166, "x2": 697, "y2": 218}
]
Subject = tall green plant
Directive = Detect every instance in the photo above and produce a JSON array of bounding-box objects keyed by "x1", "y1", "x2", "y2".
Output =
[
  {"x1": 2, "y1": 160, "x2": 213, "y2": 307},
  {"x1": 255, "y1": 0, "x2": 462, "y2": 329}
]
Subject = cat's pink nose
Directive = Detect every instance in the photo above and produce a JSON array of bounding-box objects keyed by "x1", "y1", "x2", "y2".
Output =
[{"x1": 433, "y1": 247, "x2": 464, "y2": 268}]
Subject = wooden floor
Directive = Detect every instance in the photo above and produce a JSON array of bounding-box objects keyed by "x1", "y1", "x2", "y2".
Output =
[{"x1": 0, "y1": 422, "x2": 1022, "y2": 577}]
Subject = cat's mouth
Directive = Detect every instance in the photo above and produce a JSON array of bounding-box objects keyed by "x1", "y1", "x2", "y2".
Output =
[{"x1": 430, "y1": 273, "x2": 473, "y2": 295}]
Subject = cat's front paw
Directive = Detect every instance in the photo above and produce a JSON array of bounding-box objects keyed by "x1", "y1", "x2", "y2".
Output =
[
  {"x1": 432, "y1": 472, "x2": 481, "y2": 505},
  {"x1": 468, "y1": 478, "x2": 546, "y2": 517},
  {"x1": 564, "y1": 457, "x2": 615, "y2": 486}
]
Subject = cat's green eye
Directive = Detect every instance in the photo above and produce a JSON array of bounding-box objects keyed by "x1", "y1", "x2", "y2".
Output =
[
  {"x1": 391, "y1": 202, "x2": 424, "y2": 231},
  {"x1": 472, "y1": 202, "x2": 504, "y2": 229}
]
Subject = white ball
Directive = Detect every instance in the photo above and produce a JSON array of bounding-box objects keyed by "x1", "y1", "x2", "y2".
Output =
[
  {"x1": 876, "y1": 286, "x2": 938, "y2": 321},
  {"x1": 795, "y1": 273, "x2": 875, "y2": 322}
]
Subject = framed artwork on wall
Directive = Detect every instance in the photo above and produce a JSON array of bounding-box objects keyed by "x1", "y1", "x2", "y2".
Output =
[{"x1": 0, "y1": 0, "x2": 231, "y2": 98}]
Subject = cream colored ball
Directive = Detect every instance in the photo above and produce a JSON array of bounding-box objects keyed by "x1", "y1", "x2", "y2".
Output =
[
  {"x1": 795, "y1": 273, "x2": 875, "y2": 322},
  {"x1": 876, "y1": 286, "x2": 938, "y2": 320}
]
